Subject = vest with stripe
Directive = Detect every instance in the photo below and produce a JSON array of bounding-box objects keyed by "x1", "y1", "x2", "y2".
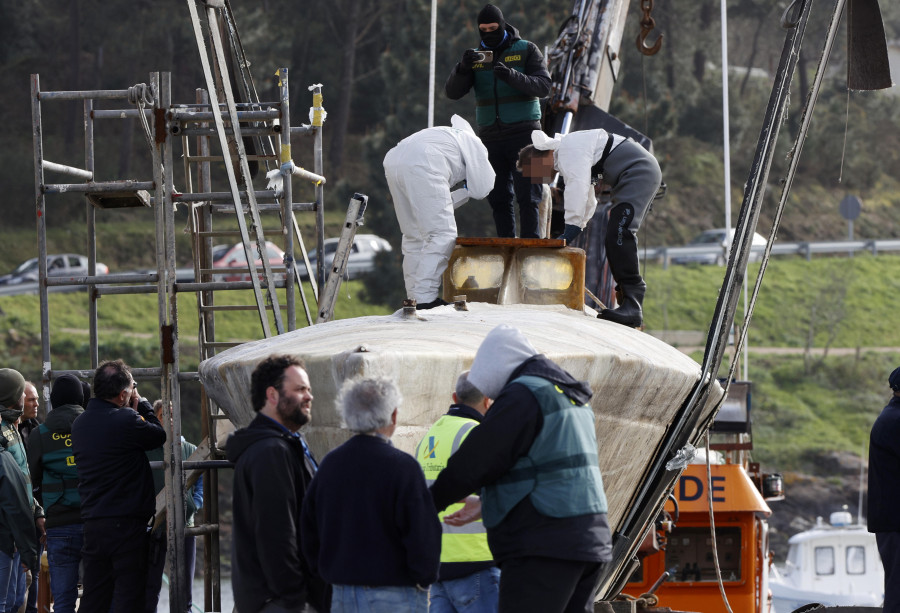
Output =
[
  {"x1": 417, "y1": 414, "x2": 493, "y2": 564},
  {"x1": 37, "y1": 423, "x2": 80, "y2": 511},
  {"x1": 481, "y1": 375, "x2": 607, "y2": 529},
  {"x1": 472, "y1": 39, "x2": 542, "y2": 127}
]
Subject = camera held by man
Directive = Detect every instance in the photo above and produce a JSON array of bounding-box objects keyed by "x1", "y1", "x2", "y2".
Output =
[{"x1": 465, "y1": 49, "x2": 493, "y2": 64}]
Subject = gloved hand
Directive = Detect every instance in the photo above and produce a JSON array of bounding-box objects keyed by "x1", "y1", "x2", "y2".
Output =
[
  {"x1": 556, "y1": 224, "x2": 582, "y2": 243},
  {"x1": 493, "y1": 60, "x2": 513, "y2": 81},
  {"x1": 461, "y1": 49, "x2": 481, "y2": 71}
]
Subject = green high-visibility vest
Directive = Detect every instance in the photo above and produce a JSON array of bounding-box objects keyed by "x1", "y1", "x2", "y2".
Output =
[
  {"x1": 37, "y1": 423, "x2": 80, "y2": 510},
  {"x1": 417, "y1": 414, "x2": 493, "y2": 563},
  {"x1": 472, "y1": 39, "x2": 541, "y2": 127},
  {"x1": 481, "y1": 375, "x2": 607, "y2": 529}
]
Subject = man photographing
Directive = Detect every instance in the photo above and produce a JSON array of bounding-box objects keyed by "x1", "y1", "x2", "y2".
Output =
[{"x1": 71, "y1": 360, "x2": 166, "y2": 612}]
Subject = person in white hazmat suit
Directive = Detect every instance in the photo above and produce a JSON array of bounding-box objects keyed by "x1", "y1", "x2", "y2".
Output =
[
  {"x1": 384, "y1": 115, "x2": 495, "y2": 310},
  {"x1": 517, "y1": 129, "x2": 661, "y2": 328}
]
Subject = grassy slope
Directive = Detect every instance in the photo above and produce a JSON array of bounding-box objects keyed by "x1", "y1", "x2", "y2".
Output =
[{"x1": 641, "y1": 253, "x2": 900, "y2": 472}]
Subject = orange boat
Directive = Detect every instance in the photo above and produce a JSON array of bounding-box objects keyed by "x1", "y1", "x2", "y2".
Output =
[{"x1": 623, "y1": 382, "x2": 783, "y2": 613}]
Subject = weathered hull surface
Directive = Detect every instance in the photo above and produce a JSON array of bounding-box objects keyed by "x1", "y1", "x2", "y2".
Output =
[{"x1": 198, "y1": 302, "x2": 723, "y2": 530}]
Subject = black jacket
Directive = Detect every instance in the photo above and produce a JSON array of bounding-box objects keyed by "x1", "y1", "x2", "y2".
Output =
[
  {"x1": 226, "y1": 414, "x2": 328, "y2": 613},
  {"x1": 430, "y1": 355, "x2": 612, "y2": 563},
  {"x1": 71, "y1": 398, "x2": 165, "y2": 522},
  {"x1": 445, "y1": 23, "x2": 551, "y2": 142},
  {"x1": 868, "y1": 395, "x2": 900, "y2": 532},
  {"x1": 27, "y1": 403, "x2": 84, "y2": 528},
  {"x1": 301, "y1": 434, "x2": 441, "y2": 588},
  {"x1": 0, "y1": 448, "x2": 38, "y2": 571}
]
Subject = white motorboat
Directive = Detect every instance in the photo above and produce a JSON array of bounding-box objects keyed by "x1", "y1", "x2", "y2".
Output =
[{"x1": 769, "y1": 511, "x2": 884, "y2": 612}]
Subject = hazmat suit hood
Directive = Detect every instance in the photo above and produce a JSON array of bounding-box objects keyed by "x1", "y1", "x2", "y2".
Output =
[{"x1": 468, "y1": 325, "x2": 538, "y2": 399}]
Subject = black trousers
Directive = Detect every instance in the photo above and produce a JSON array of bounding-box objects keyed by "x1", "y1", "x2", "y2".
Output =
[
  {"x1": 877, "y1": 531, "x2": 900, "y2": 613},
  {"x1": 78, "y1": 517, "x2": 150, "y2": 613},
  {"x1": 498, "y1": 556, "x2": 604, "y2": 613},
  {"x1": 485, "y1": 132, "x2": 542, "y2": 239}
]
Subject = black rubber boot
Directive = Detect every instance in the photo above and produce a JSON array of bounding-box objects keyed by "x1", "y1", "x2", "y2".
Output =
[
  {"x1": 598, "y1": 202, "x2": 645, "y2": 328},
  {"x1": 598, "y1": 283, "x2": 645, "y2": 327},
  {"x1": 416, "y1": 298, "x2": 449, "y2": 310}
]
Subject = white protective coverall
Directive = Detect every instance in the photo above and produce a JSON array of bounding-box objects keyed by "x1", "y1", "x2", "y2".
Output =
[
  {"x1": 384, "y1": 115, "x2": 495, "y2": 303},
  {"x1": 533, "y1": 130, "x2": 625, "y2": 229}
]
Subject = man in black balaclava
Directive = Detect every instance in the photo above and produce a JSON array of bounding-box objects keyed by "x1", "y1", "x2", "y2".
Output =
[{"x1": 446, "y1": 4, "x2": 551, "y2": 239}]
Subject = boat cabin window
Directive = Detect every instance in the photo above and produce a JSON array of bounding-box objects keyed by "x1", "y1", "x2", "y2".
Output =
[
  {"x1": 664, "y1": 527, "x2": 742, "y2": 582},
  {"x1": 846, "y1": 545, "x2": 865, "y2": 575},
  {"x1": 814, "y1": 546, "x2": 835, "y2": 575}
]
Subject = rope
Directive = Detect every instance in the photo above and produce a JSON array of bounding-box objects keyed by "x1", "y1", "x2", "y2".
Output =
[
  {"x1": 838, "y1": 88, "x2": 850, "y2": 183},
  {"x1": 128, "y1": 82, "x2": 167, "y2": 212},
  {"x1": 706, "y1": 432, "x2": 734, "y2": 613},
  {"x1": 127, "y1": 83, "x2": 155, "y2": 107}
]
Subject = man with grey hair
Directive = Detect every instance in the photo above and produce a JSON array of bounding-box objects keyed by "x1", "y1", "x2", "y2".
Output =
[
  {"x1": 302, "y1": 377, "x2": 441, "y2": 612},
  {"x1": 416, "y1": 371, "x2": 498, "y2": 613},
  {"x1": 430, "y1": 325, "x2": 611, "y2": 613}
]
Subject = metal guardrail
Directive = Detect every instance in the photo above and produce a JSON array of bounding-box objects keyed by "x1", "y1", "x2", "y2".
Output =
[{"x1": 642, "y1": 239, "x2": 900, "y2": 269}]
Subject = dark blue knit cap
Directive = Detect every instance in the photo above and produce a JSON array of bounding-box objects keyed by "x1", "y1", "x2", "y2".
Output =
[{"x1": 890, "y1": 366, "x2": 900, "y2": 391}]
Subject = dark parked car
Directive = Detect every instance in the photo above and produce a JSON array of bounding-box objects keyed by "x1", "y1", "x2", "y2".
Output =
[
  {"x1": 0, "y1": 254, "x2": 109, "y2": 285},
  {"x1": 301, "y1": 234, "x2": 392, "y2": 280}
]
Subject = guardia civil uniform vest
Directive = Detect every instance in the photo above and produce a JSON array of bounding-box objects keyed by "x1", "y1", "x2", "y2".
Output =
[
  {"x1": 416, "y1": 414, "x2": 493, "y2": 563},
  {"x1": 472, "y1": 39, "x2": 542, "y2": 127},
  {"x1": 36, "y1": 423, "x2": 80, "y2": 510},
  {"x1": 481, "y1": 375, "x2": 608, "y2": 529}
]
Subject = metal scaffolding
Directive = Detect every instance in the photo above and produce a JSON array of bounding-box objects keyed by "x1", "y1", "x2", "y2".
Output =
[{"x1": 30, "y1": 66, "x2": 329, "y2": 612}]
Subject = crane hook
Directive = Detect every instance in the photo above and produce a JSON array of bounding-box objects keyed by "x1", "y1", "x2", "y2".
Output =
[{"x1": 636, "y1": 16, "x2": 663, "y2": 56}]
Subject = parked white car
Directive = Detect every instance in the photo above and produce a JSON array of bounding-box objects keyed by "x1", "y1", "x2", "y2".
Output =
[
  {"x1": 0, "y1": 254, "x2": 109, "y2": 285},
  {"x1": 301, "y1": 234, "x2": 392, "y2": 280},
  {"x1": 672, "y1": 228, "x2": 767, "y2": 266}
]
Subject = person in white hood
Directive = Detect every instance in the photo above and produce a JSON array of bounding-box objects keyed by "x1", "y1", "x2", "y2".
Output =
[
  {"x1": 384, "y1": 115, "x2": 495, "y2": 310},
  {"x1": 430, "y1": 325, "x2": 611, "y2": 613},
  {"x1": 517, "y1": 130, "x2": 661, "y2": 328}
]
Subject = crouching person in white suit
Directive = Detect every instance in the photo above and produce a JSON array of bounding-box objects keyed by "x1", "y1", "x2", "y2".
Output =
[{"x1": 384, "y1": 115, "x2": 495, "y2": 310}]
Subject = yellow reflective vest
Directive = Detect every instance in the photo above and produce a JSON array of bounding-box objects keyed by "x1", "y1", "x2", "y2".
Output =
[{"x1": 416, "y1": 414, "x2": 493, "y2": 563}]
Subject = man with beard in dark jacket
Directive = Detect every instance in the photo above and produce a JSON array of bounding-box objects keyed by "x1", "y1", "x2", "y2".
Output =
[
  {"x1": 430, "y1": 325, "x2": 612, "y2": 613},
  {"x1": 445, "y1": 4, "x2": 551, "y2": 239},
  {"x1": 226, "y1": 355, "x2": 328, "y2": 613}
]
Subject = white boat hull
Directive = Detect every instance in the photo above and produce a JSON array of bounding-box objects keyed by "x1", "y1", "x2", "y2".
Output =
[{"x1": 198, "y1": 303, "x2": 723, "y2": 531}]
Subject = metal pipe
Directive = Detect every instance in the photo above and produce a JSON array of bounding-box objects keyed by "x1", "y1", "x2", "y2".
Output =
[
  {"x1": 170, "y1": 108, "x2": 281, "y2": 121},
  {"x1": 51, "y1": 367, "x2": 164, "y2": 379},
  {"x1": 185, "y1": 524, "x2": 221, "y2": 537},
  {"x1": 312, "y1": 85, "x2": 326, "y2": 293},
  {"x1": 278, "y1": 68, "x2": 297, "y2": 331},
  {"x1": 176, "y1": 126, "x2": 279, "y2": 137},
  {"x1": 171, "y1": 190, "x2": 277, "y2": 202},
  {"x1": 43, "y1": 180, "x2": 154, "y2": 194},
  {"x1": 175, "y1": 279, "x2": 288, "y2": 292},
  {"x1": 38, "y1": 89, "x2": 131, "y2": 101},
  {"x1": 94, "y1": 285, "x2": 159, "y2": 296},
  {"x1": 84, "y1": 98, "x2": 99, "y2": 368},
  {"x1": 208, "y1": 202, "x2": 315, "y2": 213},
  {"x1": 31, "y1": 74, "x2": 52, "y2": 408},
  {"x1": 290, "y1": 125, "x2": 316, "y2": 135},
  {"x1": 291, "y1": 165, "x2": 326, "y2": 185},
  {"x1": 46, "y1": 272, "x2": 158, "y2": 285},
  {"x1": 91, "y1": 109, "x2": 153, "y2": 119},
  {"x1": 42, "y1": 160, "x2": 93, "y2": 180}
]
